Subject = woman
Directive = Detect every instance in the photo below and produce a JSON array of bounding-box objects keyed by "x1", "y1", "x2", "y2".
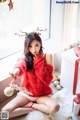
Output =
[{"x1": 1, "y1": 32, "x2": 60, "y2": 119}]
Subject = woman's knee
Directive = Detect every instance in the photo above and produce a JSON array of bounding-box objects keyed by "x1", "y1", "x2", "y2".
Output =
[
  {"x1": 49, "y1": 103, "x2": 60, "y2": 114},
  {"x1": 1, "y1": 106, "x2": 13, "y2": 113}
]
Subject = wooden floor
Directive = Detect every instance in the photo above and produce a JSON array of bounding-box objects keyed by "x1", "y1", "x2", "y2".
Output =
[{"x1": 0, "y1": 94, "x2": 16, "y2": 110}]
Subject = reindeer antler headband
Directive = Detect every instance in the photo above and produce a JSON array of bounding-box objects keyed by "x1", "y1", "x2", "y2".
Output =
[{"x1": 15, "y1": 27, "x2": 47, "y2": 37}]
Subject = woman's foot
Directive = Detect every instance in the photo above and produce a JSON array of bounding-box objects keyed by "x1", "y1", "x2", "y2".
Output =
[{"x1": 24, "y1": 102, "x2": 34, "y2": 108}]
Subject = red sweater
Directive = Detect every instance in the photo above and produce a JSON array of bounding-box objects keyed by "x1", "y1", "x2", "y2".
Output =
[{"x1": 15, "y1": 55, "x2": 54, "y2": 97}]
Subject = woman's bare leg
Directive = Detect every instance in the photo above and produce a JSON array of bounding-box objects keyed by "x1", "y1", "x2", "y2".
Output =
[
  {"x1": 1, "y1": 94, "x2": 33, "y2": 118},
  {"x1": 33, "y1": 103, "x2": 49, "y2": 114},
  {"x1": 33, "y1": 96, "x2": 60, "y2": 115},
  {"x1": 9, "y1": 107, "x2": 33, "y2": 118}
]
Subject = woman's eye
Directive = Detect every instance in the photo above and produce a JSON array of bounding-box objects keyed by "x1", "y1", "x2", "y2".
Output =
[
  {"x1": 29, "y1": 46, "x2": 32, "y2": 48},
  {"x1": 36, "y1": 44, "x2": 39, "y2": 47}
]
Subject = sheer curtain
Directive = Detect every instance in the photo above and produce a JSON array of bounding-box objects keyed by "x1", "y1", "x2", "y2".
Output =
[
  {"x1": 50, "y1": 0, "x2": 79, "y2": 72},
  {"x1": 62, "y1": 0, "x2": 79, "y2": 50}
]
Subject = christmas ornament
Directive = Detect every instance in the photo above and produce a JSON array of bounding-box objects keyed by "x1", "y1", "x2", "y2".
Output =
[
  {"x1": 4, "y1": 79, "x2": 19, "y2": 97},
  {"x1": 53, "y1": 80, "x2": 59, "y2": 87},
  {"x1": 4, "y1": 78, "x2": 33, "y2": 97},
  {"x1": 66, "y1": 116, "x2": 72, "y2": 120},
  {"x1": 8, "y1": 0, "x2": 13, "y2": 10},
  {"x1": 4, "y1": 86, "x2": 14, "y2": 97},
  {"x1": 56, "y1": 84, "x2": 61, "y2": 90}
]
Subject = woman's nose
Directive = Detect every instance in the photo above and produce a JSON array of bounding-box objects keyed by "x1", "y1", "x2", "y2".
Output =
[{"x1": 32, "y1": 47, "x2": 36, "y2": 52}]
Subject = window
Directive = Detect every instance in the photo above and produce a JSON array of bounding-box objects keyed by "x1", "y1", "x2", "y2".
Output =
[{"x1": 0, "y1": 0, "x2": 51, "y2": 60}]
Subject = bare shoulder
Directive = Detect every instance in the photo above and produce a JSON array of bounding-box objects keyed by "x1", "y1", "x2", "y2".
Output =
[{"x1": 45, "y1": 53, "x2": 52, "y2": 65}]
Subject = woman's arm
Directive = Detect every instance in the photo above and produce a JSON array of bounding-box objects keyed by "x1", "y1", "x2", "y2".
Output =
[
  {"x1": 45, "y1": 54, "x2": 52, "y2": 65},
  {"x1": 10, "y1": 68, "x2": 20, "y2": 79},
  {"x1": 10, "y1": 58, "x2": 27, "y2": 79},
  {"x1": 46, "y1": 54, "x2": 54, "y2": 81},
  {"x1": 14, "y1": 58, "x2": 27, "y2": 76}
]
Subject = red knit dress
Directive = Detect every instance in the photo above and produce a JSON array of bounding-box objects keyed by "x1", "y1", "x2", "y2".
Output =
[{"x1": 15, "y1": 55, "x2": 54, "y2": 97}]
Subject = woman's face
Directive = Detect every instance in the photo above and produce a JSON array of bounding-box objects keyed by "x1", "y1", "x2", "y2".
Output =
[{"x1": 29, "y1": 40, "x2": 41, "y2": 56}]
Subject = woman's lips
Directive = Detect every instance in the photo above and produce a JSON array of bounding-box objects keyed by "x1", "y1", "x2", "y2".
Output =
[{"x1": 33, "y1": 52, "x2": 37, "y2": 54}]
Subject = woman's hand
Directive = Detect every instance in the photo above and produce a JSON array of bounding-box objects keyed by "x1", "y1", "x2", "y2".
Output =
[{"x1": 9, "y1": 68, "x2": 20, "y2": 79}]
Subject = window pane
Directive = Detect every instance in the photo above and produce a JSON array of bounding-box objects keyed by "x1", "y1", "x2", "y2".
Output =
[{"x1": 0, "y1": 0, "x2": 50, "y2": 59}]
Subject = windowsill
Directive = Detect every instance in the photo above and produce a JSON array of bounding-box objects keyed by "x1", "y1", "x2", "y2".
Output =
[{"x1": 0, "y1": 50, "x2": 23, "y2": 81}]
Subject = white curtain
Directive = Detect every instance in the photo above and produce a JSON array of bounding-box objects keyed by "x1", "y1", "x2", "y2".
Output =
[
  {"x1": 50, "y1": 0, "x2": 80, "y2": 72},
  {"x1": 62, "y1": 0, "x2": 79, "y2": 50}
]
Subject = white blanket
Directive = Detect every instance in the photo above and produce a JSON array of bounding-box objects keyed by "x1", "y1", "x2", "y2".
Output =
[{"x1": 14, "y1": 88, "x2": 80, "y2": 120}]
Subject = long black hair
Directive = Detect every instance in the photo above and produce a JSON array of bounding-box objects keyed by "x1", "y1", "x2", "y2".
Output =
[{"x1": 24, "y1": 32, "x2": 43, "y2": 70}]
